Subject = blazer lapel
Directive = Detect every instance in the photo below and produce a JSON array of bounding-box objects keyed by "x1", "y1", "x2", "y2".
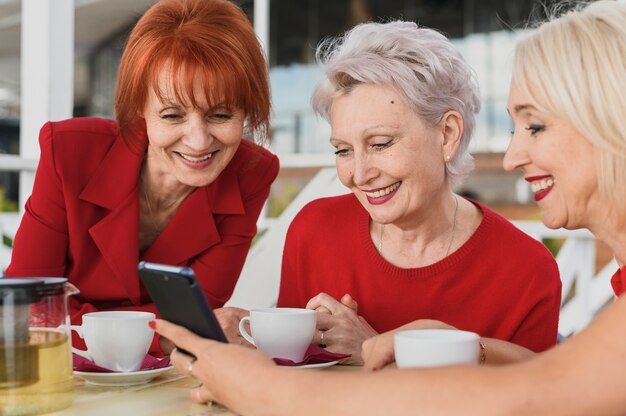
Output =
[
  {"x1": 77, "y1": 131, "x2": 248, "y2": 298},
  {"x1": 142, "y1": 163, "x2": 246, "y2": 265},
  {"x1": 80, "y1": 136, "x2": 144, "y2": 303}
]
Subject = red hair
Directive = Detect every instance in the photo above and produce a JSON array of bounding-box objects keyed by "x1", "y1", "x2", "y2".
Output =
[{"x1": 114, "y1": 0, "x2": 270, "y2": 151}]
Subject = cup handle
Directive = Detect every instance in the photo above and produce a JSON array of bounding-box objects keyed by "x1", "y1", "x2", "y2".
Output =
[
  {"x1": 238, "y1": 316, "x2": 255, "y2": 347},
  {"x1": 70, "y1": 325, "x2": 93, "y2": 361}
]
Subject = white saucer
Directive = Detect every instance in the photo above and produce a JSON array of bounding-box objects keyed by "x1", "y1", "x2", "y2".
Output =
[
  {"x1": 74, "y1": 366, "x2": 174, "y2": 386},
  {"x1": 290, "y1": 361, "x2": 339, "y2": 369}
]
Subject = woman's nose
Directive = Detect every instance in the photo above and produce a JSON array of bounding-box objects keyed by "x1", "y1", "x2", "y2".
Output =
[
  {"x1": 502, "y1": 133, "x2": 529, "y2": 172},
  {"x1": 352, "y1": 154, "x2": 378, "y2": 186},
  {"x1": 183, "y1": 115, "x2": 212, "y2": 149}
]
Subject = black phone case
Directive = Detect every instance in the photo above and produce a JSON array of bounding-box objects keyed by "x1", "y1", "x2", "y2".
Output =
[{"x1": 138, "y1": 261, "x2": 227, "y2": 344}]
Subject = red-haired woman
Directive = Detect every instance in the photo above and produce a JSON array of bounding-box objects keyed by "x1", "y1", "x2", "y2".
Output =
[{"x1": 6, "y1": 0, "x2": 278, "y2": 354}]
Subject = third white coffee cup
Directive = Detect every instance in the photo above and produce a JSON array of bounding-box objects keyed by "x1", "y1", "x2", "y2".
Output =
[
  {"x1": 239, "y1": 308, "x2": 316, "y2": 362},
  {"x1": 394, "y1": 329, "x2": 480, "y2": 368},
  {"x1": 71, "y1": 311, "x2": 155, "y2": 372}
]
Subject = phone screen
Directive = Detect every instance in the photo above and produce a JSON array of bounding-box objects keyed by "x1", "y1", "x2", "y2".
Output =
[{"x1": 138, "y1": 261, "x2": 227, "y2": 344}]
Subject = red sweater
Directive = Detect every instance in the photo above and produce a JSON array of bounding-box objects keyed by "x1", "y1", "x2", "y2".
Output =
[{"x1": 278, "y1": 194, "x2": 562, "y2": 353}]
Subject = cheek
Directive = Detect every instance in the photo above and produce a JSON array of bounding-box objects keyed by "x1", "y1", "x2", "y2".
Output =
[
  {"x1": 146, "y1": 123, "x2": 177, "y2": 149},
  {"x1": 335, "y1": 162, "x2": 353, "y2": 187},
  {"x1": 218, "y1": 125, "x2": 245, "y2": 147}
]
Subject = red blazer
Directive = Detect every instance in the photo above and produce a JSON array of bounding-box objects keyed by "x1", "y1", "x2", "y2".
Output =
[{"x1": 6, "y1": 118, "x2": 279, "y2": 353}]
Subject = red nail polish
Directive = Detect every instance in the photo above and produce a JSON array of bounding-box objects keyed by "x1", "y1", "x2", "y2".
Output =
[{"x1": 148, "y1": 320, "x2": 156, "y2": 329}]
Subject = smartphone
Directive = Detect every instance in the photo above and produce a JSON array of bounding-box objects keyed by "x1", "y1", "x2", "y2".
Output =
[{"x1": 138, "y1": 261, "x2": 227, "y2": 348}]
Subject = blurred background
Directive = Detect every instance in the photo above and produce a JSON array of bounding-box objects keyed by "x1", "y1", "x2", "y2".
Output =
[{"x1": 0, "y1": 0, "x2": 565, "y2": 211}]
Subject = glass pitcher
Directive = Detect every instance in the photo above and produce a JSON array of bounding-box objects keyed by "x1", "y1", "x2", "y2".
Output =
[{"x1": 0, "y1": 278, "x2": 77, "y2": 415}]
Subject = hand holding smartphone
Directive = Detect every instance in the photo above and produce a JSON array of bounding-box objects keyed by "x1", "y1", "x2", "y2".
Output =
[{"x1": 138, "y1": 261, "x2": 228, "y2": 351}]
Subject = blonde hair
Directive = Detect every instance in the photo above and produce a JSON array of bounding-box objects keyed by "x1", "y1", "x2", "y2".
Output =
[{"x1": 513, "y1": 0, "x2": 626, "y2": 199}]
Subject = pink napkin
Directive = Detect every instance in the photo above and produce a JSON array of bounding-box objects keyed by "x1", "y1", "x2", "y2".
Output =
[
  {"x1": 73, "y1": 353, "x2": 171, "y2": 373},
  {"x1": 273, "y1": 344, "x2": 350, "y2": 366}
]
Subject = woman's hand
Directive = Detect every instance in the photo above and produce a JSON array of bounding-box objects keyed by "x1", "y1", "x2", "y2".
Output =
[
  {"x1": 153, "y1": 319, "x2": 276, "y2": 405},
  {"x1": 306, "y1": 292, "x2": 377, "y2": 365},
  {"x1": 159, "y1": 336, "x2": 176, "y2": 355},
  {"x1": 362, "y1": 319, "x2": 457, "y2": 371},
  {"x1": 214, "y1": 307, "x2": 253, "y2": 347}
]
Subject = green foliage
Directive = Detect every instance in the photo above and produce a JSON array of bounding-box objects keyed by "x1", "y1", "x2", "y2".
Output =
[
  {"x1": 542, "y1": 237, "x2": 565, "y2": 257},
  {"x1": 0, "y1": 187, "x2": 18, "y2": 212},
  {"x1": 0, "y1": 187, "x2": 18, "y2": 249},
  {"x1": 267, "y1": 181, "x2": 302, "y2": 218}
]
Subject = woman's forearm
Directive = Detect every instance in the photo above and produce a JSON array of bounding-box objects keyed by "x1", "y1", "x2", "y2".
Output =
[{"x1": 481, "y1": 337, "x2": 535, "y2": 365}]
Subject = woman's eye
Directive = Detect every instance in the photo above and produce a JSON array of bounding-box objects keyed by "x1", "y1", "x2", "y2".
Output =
[
  {"x1": 372, "y1": 140, "x2": 392, "y2": 150},
  {"x1": 334, "y1": 148, "x2": 350, "y2": 157},
  {"x1": 161, "y1": 113, "x2": 181, "y2": 120},
  {"x1": 208, "y1": 113, "x2": 233, "y2": 122},
  {"x1": 525, "y1": 124, "x2": 545, "y2": 135}
]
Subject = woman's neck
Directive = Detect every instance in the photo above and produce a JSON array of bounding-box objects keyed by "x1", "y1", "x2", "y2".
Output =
[
  {"x1": 373, "y1": 193, "x2": 482, "y2": 268},
  {"x1": 586, "y1": 202, "x2": 626, "y2": 268}
]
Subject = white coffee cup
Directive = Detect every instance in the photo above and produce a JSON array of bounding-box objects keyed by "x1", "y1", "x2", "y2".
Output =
[
  {"x1": 239, "y1": 308, "x2": 316, "y2": 362},
  {"x1": 394, "y1": 329, "x2": 480, "y2": 368},
  {"x1": 71, "y1": 311, "x2": 155, "y2": 372}
]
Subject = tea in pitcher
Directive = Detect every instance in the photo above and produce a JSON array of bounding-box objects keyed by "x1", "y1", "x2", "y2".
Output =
[{"x1": 0, "y1": 329, "x2": 74, "y2": 416}]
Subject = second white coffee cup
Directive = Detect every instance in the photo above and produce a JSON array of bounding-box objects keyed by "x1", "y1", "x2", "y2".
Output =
[
  {"x1": 394, "y1": 329, "x2": 480, "y2": 368},
  {"x1": 71, "y1": 311, "x2": 155, "y2": 372},
  {"x1": 239, "y1": 308, "x2": 316, "y2": 362}
]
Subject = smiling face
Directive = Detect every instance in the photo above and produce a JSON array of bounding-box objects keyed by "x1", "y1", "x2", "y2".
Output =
[
  {"x1": 503, "y1": 81, "x2": 600, "y2": 230},
  {"x1": 329, "y1": 83, "x2": 450, "y2": 227},
  {"x1": 142, "y1": 69, "x2": 244, "y2": 189}
]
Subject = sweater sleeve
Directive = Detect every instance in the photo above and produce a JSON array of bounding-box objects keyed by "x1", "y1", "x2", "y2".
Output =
[{"x1": 507, "y1": 253, "x2": 562, "y2": 352}]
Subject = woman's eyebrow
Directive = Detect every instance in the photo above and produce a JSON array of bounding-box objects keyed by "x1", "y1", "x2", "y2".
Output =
[{"x1": 510, "y1": 103, "x2": 537, "y2": 115}]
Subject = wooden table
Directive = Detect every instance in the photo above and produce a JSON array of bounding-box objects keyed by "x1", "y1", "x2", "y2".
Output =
[{"x1": 49, "y1": 365, "x2": 357, "y2": 416}]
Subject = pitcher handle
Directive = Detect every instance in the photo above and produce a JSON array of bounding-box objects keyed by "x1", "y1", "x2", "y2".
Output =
[
  {"x1": 70, "y1": 324, "x2": 93, "y2": 361},
  {"x1": 238, "y1": 317, "x2": 256, "y2": 346}
]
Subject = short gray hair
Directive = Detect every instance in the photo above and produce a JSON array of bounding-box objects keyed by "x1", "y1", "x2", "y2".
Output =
[{"x1": 312, "y1": 20, "x2": 481, "y2": 188}]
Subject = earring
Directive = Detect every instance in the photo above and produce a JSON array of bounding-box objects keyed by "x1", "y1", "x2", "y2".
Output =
[{"x1": 445, "y1": 155, "x2": 451, "y2": 162}]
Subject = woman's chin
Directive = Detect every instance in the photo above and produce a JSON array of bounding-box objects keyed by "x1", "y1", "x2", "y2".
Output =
[{"x1": 540, "y1": 211, "x2": 566, "y2": 230}]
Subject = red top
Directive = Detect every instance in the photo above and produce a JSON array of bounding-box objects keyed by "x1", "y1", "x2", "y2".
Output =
[
  {"x1": 278, "y1": 194, "x2": 562, "y2": 352},
  {"x1": 6, "y1": 118, "x2": 279, "y2": 353},
  {"x1": 611, "y1": 267, "x2": 625, "y2": 297}
]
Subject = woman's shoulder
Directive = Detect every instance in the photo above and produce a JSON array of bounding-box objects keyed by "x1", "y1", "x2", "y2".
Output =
[
  {"x1": 40, "y1": 117, "x2": 119, "y2": 154},
  {"x1": 224, "y1": 140, "x2": 279, "y2": 189},
  {"x1": 231, "y1": 139, "x2": 279, "y2": 173},
  {"x1": 473, "y1": 200, "x2": 555, "y2": 259},
  {"x1": 39, "y1": 118, "x2": 137, "y2": 183},
  {"x1": 43, "y1": 117, "x2": 118, "y2": 141}
]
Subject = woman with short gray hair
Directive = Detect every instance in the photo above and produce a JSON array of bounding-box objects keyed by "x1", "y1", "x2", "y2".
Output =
[{"x1": 277, "y1": 20, "x2": 560, "y2": 365}]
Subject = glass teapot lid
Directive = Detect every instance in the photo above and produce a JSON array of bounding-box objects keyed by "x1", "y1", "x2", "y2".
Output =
[{"x1": 0, "y1": 278, "x2": 68, "y2": 305}]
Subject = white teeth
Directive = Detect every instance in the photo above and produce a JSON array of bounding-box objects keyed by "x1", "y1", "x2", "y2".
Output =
[
  {"x1": 531, "y1": 178, "x2": 555, "y2": 193},
  {"x1": 180, "y1": 153, "x2": 212, "y2": 163},
  {"x1": 365, "y1": 182, "x2": 400, "y2": 198}
]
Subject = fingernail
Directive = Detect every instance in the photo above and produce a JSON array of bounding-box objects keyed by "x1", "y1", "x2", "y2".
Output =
[{"x1": 148, "y1": 320, "x2": 156, "y2": 329}]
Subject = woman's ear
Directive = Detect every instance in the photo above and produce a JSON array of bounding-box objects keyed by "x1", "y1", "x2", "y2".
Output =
[{"x1": 439, "y1": 110, "x2": 464, "y2": 162}]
